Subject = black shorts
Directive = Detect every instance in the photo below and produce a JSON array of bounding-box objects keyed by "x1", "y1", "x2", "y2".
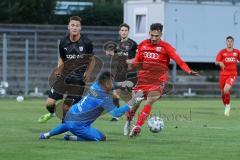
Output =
[{"x1": 48, "y1": 90, "x2": 81, "y2": 104}]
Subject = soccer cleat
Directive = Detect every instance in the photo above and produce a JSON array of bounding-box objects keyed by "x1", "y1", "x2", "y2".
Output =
[
  {"x1": 39, "y1": 133, "x2": 49, "y2": 140},
  {"x1": 38, "y1": 113, "x2": 53, "y2": 123},
  {"x1": 64, "y1": 134, "x2": 78, "y2": 141},
  {"x1": 129, "y1": 125, "x2": 141, "y2": 137},
  {"x1": 224, "y1": 106, "x2": 230, "y2": 116},
  {"x1": 110, "y1": 117, "x2": 119, "y2": 122},
  {"x1": 123, "y1": 120, "x2": 131, "y2": 136},
  {"x1": 63, "y1": 134, "x2": 71, "y2": 141}
]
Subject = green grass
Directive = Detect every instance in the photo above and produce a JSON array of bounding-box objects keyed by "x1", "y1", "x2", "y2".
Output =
[{"x1": 1, "y1": 97, "x2": 240, "y2": 160}]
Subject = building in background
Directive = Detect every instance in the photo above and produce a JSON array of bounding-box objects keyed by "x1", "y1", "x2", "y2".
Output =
[
  {"x1": 124, "y1": 0, "x2": 240, "y2": 62},
  {"x1": 54, "y1": 1, "x2": 93, "y2": 15}
]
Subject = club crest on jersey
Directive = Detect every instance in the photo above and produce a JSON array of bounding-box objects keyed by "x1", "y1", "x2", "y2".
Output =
[
  {"x1": 156, "y1": 47, "x2": 162, "y2": 52},
  {"x1": 125, "y1": 45, "x2": 130, "y2": 50},
  {"x1": 142, "y1": 46, "x2": 147, "y2": 50},
  {"x1": 79, "y1": 46, "x2": 83, "y2": 52},
  {"x1": 233, "y1": 52, "x2": 237, "y2": 56}
]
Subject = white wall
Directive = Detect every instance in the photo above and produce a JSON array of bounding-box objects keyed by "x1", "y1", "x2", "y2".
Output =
[
  {"x1": 124, "y1": 0, "x2": 240, "y2": 62},
  {"x1": 164, "y1": 2, "x2": 240, "y2": 62},
  {"x1": 124, "y1": 0, "x2": 165, "y2": 43}
]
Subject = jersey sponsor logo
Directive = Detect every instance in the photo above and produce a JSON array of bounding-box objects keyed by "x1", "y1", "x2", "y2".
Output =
[
  {"x1": 117, "y1": 51, "x2": 128, "y2": 56},
  {"x1": 225, "y1": 57, "x2": 236, "y2": 62},
  {"x1": 144, "y1": 52, "x2": 159, "y2": 59},
  {"x1": 66, "y1": 54, "x2": 84, "y2": 59}
]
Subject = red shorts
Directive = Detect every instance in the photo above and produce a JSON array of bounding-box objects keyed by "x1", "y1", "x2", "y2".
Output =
[
  {"x1": 219, "y1": 75, "x2": 236, "y2": 90},
  {"x1": 133, "y1": 83, "x2": 166, "y2": 98}
]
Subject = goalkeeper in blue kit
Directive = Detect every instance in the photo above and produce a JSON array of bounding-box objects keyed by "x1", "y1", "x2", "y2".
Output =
[{"x1": 39, "y1": 72, "x2": 143, "y2": 141}]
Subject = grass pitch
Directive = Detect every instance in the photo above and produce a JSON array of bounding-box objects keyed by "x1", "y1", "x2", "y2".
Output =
[{"x1": 0, "y1": 97, "x2": 240, "y2": 160}]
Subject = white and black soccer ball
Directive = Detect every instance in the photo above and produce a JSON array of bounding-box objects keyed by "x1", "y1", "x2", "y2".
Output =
[
  {"x1": 16, "y1": 96, "x2": 24, "y2": 102},
  {"x1": 147, "y1": 116, "x2": 164, "y2": 133}
]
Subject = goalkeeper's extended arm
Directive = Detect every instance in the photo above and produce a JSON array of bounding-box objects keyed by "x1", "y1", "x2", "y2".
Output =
[
  {"x1": 113, "y1": 80, "x2": 134, "y2": 89},
  {"x1": 109, "y1": 90, "x2": 144, "y2": 118},
  {"x1": 109, "y1": 104, "x2": 131, "y2": 118}
]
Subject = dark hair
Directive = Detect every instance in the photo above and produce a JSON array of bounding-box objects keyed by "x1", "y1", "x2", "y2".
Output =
[
  {"x1": 68, "y1": 16, "x2": 82, "y2": 24},
  {"x1": 150, "y1": 23, "x2": 163, "y2": 32},
  {"x1": 98, "y1": 72, "x2": 112, "y2": 85},
  {"x1": 226, "y1": 36, "x2": 234, "y2": 41},
  {"x1": 119, "y1": 23, "x2": 130, "y2": 30}
]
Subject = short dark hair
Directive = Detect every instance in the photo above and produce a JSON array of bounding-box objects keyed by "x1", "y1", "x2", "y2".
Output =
[
  {"x1": 150, "y1": 23, "x2": 163, "y2": 32},
  {"x1": 119, "y1": 23, "x2": 130, "y2": 30},
  {"x1": 226, "y1": 36, "x2": 234, "y2": 41},
  {"x1": 68, "y1": 16, "x2": 82, "y2": 24},
  {"x1": 98, "y1": 72, "x2": 112, "y2": 85}
]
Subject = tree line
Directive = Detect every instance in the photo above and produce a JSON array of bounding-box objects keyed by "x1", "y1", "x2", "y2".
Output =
[{"x1": 0, "y1": 0, "x2": 123, "y2": 26}]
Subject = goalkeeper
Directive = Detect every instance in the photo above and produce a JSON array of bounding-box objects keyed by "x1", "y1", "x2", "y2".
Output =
[{"x1": 39, "y1": 72, "x2": 143, "y2": 141}]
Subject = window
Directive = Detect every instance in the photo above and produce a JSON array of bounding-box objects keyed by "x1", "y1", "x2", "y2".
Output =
[
  {"x1": 136, "y1": 15, "x2": 146, "y2": 34},
  {"x1": 134, "y1": 8, "x2": 147, "y2": 35}
]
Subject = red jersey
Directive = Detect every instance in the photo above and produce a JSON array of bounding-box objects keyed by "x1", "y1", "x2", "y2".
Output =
[
  {"x1": 216, "y1": 48, "x2": 240, "y2": 76},
  {"x1": 134, "y1": 39, "x2": 191, "y2": 85}
]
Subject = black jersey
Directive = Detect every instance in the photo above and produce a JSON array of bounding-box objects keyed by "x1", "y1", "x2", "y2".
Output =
[
  {"x1": 59, "y1": 34, "x2": 93, "y2": 61},
  {"x1": 59, "y1": 34, "x2": 93, "y2": 85},
  {"x1": 111, "y1": 38, "x2": 137, "y2": 82}
]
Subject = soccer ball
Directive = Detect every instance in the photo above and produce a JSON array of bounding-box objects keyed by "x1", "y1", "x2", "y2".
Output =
[
  {"x1": 147, "y1": 116, "x2": 164, "y2": 133},
  {"x1": 16, "y1": 96, "x2": 24, "y2": 102}
]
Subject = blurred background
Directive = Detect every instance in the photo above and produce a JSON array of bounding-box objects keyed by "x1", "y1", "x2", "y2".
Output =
[{"x1": 0, "y1": 0, "x2": 240, "y2": 97}]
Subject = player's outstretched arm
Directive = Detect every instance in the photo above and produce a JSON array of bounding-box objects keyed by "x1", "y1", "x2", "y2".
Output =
[
  {"x1": 114, "y1": 80, "x2": 134, "y2": 89},
  {"x1": 109, "y1": 90, "x2": 144, "y2": 118}
]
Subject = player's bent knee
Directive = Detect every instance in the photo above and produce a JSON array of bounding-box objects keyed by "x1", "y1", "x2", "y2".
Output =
[
  {"x1": 146, "y1": 97, "x2": 159, "y2": 105},
  {"x1": 223, "y1": 86, "x2": 231, "y2": 94},
  {"x1": 46, "y1": 98, "x2": 56, "y2": 106}
]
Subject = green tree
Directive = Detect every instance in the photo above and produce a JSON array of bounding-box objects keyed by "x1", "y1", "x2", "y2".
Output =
[
  {"x1": 74, "y1": 3, "x2": 123, "y2": 26},
  {"x1": 0, "y1": 0, "x2": 57, "y2": 24}
]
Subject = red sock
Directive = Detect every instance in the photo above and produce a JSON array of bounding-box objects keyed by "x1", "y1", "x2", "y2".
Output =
[
  {"x1": 136, "y1": 104, "x2": 152, "y2": 126},
  {"x1": 224, "y1": 92, "x2": 230, "y2": 105}
]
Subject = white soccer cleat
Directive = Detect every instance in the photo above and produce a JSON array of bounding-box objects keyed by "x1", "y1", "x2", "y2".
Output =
[
  {"x1": 224, "y1": 105, "x2": 230, "y2": 116},
  {"x1": 123, "y1": 121, "x2": 131, "y2": 136}
]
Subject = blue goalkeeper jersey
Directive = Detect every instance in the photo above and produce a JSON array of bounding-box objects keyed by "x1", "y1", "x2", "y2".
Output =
[{"x1": 65, "y1": 82, "x2": 115, "y2": 124}]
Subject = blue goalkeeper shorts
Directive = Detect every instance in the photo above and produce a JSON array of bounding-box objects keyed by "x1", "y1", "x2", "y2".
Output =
[{"x1": 65, "y1": 121, "x2": 106, "y2": 141}]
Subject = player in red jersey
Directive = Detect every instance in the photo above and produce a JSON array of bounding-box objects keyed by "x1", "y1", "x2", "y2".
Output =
[
  {"x1": 215, "y1": 36, "x2": 240, "y2": 116},
  {"x1": 123, "y1": 23, "x2": 198, "y2": 137}
]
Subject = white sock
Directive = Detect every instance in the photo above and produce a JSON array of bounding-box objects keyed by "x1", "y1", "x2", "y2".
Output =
[
  {"x1": 225, "y1": 104, "x2": 230, "y2": 108},
  {"x1": 69, "y1": 135, "x2": 78, "y2": 141},
  {"x1": 43, "y1": 132, "x2": 50, "y2": 138}
]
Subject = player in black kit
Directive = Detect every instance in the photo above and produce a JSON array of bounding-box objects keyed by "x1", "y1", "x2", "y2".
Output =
[
  {"x1": 38, "y1": 16, "x2": 94, "y2": 123},
  {"x1": 104, "y1": 23, "x2": 138, "y2": 121}
]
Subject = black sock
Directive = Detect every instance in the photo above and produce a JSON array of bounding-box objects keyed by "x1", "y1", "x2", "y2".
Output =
[
  {"x1": 46, "y1": 104, "x2": 55, "y2": 114},
  {"x1": 113, "y1": 98, "x2": 120, "y2": 108}
]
